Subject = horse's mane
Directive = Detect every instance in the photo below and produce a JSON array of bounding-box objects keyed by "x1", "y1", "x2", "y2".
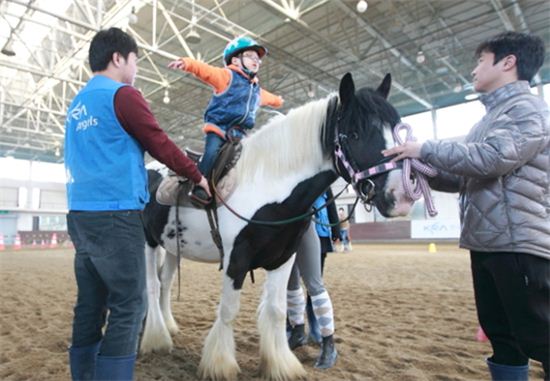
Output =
[{"x1": 236, "y1": 96, "x2": 334, "y2": 184}]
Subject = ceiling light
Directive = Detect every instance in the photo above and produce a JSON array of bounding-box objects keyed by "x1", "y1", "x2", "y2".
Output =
[
  {"x1": 1, "y1": 41, "x2": 16, "y2": 57},
  {"x1": 465, "y1": 94, "x2": 479, "y2": 101},
  {"x1": 307, "y1": 83, "x2": 316, "y2": 98},
  {"x1": 186, "y1": 28, "x2": 201, "y2": 44},
  {"x1": 453, "y1": 82, "x2": 463, "y2": 93},
  {"x1": 55, "y1": 147, "x2": 60, "y2": 157},
  {"x1": 416, "y1": 50, "x2": 425, "y2": 64},
  {"x1": 163, "y1": 89, "x2": 170, "y2": 104},
  {"x1": 356, "y1": 0, "x2": 368, "y2": 13},
  {"x1": 129, "y1": 7, "x2": 138, "y2": 24}
]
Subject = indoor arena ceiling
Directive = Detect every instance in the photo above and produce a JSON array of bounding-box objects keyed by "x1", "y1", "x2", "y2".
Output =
[{"x1": 1, "y1": 0, "x2": 549, "y2": 163}]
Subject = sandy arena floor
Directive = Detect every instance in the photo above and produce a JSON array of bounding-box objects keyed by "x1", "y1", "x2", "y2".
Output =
[{"x1": 0, "y1": 243, "x2": 545, "y2": 380}]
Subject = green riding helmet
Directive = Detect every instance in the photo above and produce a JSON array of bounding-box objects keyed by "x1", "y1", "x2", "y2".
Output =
[{"x1": 223, "y1": 36, "x2": 267, "y2": 66}]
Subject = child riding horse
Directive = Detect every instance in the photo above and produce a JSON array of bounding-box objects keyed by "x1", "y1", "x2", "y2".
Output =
[{"x1": 141, "y1": 73, "x2": 414, "y2": 381}]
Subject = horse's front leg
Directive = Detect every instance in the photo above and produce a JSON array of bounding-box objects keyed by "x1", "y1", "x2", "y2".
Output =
[
  {"x1": 258, "y1": 254, "x2": 306, "y2": 380},
  {"x1": 140, "y1": 245, "x2": 173, "y2": 354},
  {"x1": 198, "y1": 273, "x2": 241, "y2": 381},
  {"x1": 159, "y1": 251, "x2": 180, "y2": 335}
]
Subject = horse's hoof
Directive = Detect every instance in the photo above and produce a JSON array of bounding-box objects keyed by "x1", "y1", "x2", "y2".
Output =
[
  {"x1": 288, "y1": 324, "x2": 307, "y2": 350},
  {"x1": 314, "y1": 335, "x2": 337, "y2": 369}
]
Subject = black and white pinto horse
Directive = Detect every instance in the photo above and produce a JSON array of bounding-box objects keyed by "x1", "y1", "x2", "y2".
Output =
[{"x1": 141, "y1": 73, "x2": 413, "y2": 380}]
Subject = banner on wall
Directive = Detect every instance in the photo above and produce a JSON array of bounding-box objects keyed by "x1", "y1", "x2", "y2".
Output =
[{"x1": 411, "y1": 220, "x2": 460, "y2": 239}]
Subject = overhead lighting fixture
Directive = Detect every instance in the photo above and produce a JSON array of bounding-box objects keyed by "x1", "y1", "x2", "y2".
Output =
[
  {"x1": 307, "y1": 83, "x2": 316, "y2": 98},
  {"x1": 186, "y1": 28, "x2": 201, "y2": 44},
  {"x1": 186, "y1": 0, "x2": 201, "y2": 44},
  {"x1": 129, "y1": 7, "x2": 138, "y2": 24},
  {"x1": 453, "y1": 82, "x2": 463, "y2": 93},
  {"x1": 356, "y1": 0, "x2": 368, "y2": 13},
  {"x1": 416, "y1": 50, "x2": 426, "y2": 64},
  {"x1": 1, "y1": 41, "x2": 16, "y2": 57},
  {"x1": 465, "y1": 93, "x2": 479, "y2": 101},
  {"x1": 163, "y1": 89, "x2": 170, "y2": 104}
]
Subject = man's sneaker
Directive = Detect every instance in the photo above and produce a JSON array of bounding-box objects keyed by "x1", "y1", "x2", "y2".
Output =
[{"x1": 189, "y1": 186, "x2": 212, "y2": 208}]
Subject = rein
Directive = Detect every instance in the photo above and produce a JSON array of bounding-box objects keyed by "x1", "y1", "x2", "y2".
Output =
[
  {"x1": 211, "y1": 177, "x2": 351, "y2": 226},
  {"x1": 392, "y1": 122, "x2": 438, "y2": 217}
]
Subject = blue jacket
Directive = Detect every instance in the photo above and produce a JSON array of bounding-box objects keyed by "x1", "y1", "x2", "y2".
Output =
[
  {"x1": 64, "y1": 75, "x2": 149, "y2": 211},
  {"x1": 313, "y1": 193, "x2": 332, "y2": 238},
  {"x1": 204, "y1": 69, "x2": 261, "y2": 133}
]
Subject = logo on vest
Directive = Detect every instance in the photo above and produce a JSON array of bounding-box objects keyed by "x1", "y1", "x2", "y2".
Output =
[{"x1": 70, "y1": 101, "x2": 98, "y2": 131}]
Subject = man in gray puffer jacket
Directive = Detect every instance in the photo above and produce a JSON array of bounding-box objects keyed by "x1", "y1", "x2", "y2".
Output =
[{"x1": 384, "y1": 31, "x2": 549, "y2": 381}]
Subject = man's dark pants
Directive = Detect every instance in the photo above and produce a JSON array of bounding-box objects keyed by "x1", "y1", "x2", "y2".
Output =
[
  {"x1": 470, "y1": 251, "x2": 549, "y2": 376},
  {"x1": 67, "y1": 210, "x2": 147, "y2": 356}
]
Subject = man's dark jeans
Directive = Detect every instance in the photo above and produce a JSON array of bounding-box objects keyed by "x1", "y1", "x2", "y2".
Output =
[{"x1": 67, "y1": 210, "x2": 146, "y2": 356}]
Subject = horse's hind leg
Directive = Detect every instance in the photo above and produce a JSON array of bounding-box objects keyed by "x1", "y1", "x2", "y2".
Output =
[
  {"x1": 198, "y1": 273, "x2": 241, "y2": 381},
  {"x1": 159, "y1": 251, "x2": 180, "y2": 335},
  {"x1": 258, "y1": 254, "x2": 306, "y2": 380},
  {"x1": 140, "y1": 244, "x2": 173, "y2": 354}
]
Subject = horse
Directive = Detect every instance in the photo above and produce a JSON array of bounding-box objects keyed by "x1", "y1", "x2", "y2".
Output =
[{"x1": 140, "y1": 73, "x2": 414, "y2": 381}]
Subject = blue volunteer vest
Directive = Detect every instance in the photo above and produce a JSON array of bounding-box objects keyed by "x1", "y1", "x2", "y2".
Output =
[
  {"x1": 204, "y1": 69, "x2": 261, "y2": 131},
  {"x1": 64, "y1": 75, "x2": 149, "y2": 211}
]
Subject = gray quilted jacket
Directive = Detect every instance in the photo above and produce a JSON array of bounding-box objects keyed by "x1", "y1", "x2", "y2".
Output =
[{"x1": 421, "y1": 81, "x2": 550, "y2": 259}]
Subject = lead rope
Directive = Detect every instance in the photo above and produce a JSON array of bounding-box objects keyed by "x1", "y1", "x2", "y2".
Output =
[{"x1": 392, "y1": 123, "x2": 438, "y2": 217}]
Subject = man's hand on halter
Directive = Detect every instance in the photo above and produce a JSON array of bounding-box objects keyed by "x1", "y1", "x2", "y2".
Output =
[
  {"x1": 168, "y1": 59, "x2": 186, "y2": 71},
  {"x1": 382, "y1": 141, "x2": 423, "y2": 162},
  {"x1": 196, "y1": 176, "x2": 212, "y2": 198}
]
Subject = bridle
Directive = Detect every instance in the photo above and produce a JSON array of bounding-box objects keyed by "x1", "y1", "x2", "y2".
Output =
[{"x1": 332, "y1": 105, "x2": 400, "y2": 206}]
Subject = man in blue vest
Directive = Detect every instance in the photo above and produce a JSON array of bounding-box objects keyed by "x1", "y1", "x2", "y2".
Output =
[{"x1": 64, "y1": 27, "x2": 209, "y2": 381}]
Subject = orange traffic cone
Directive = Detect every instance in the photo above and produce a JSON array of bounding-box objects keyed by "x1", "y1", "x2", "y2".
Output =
[
  {"x1": 50, "y1": 233, "x2": 58, "y2": 248},
  {"x1": 0, "y1": 234, "x2": 5, "y2": 251},
  {"x1": 13, "y1": 234, "x2": 22, "y2": 250}
]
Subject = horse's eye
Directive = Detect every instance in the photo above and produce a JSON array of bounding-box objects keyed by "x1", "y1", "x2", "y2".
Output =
[{"x1": 350, "y1": 132, "x2": 359, "y2": 140}]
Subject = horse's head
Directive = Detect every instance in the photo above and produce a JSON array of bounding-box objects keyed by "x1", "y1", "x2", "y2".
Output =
[{"x1": 330, "y1": 73, "x2": 413, "y2": 217}]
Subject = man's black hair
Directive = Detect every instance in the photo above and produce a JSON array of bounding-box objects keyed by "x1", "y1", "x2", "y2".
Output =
[
  {"x1": 88, "y1": 28, "x2": 138, "y2": 72},
  {"x1": 475, "y1": 31, "x2": 545, "y2": 82}
]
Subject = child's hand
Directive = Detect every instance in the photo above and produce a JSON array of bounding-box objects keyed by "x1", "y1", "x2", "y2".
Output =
[{"x1": 168, "y1": 59, "x2": 185, "y2": 71}]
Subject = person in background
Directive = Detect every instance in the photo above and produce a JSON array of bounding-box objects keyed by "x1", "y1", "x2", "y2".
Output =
[
  {"x1": 337, "y1": 207, "x2": 352, "y2": 252},
  {"x1": 286, "y1": 190, "x2": 340, "y2": 369},
  {"x1": 168, "y1": 36, "x2": 283, "y2": 205},
  {"x1": 64, "y1": 27, "x2": 209, "y2": 381},
  {"x1": 383, "y1": 31, "x2": 549, "y2": 381}
]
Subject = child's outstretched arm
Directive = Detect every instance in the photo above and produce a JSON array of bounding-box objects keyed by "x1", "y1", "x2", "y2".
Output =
[
  {"x1": 168, "y1": 57, "x2": 231, "y2": 94},
  {"x1": 260, "y1": 88, "x2": 284, "y2": 108}
]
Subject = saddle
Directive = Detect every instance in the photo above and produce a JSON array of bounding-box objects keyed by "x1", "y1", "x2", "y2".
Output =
[{"x1": 156, "y1": 142, "x2": 242, "y2": 207}]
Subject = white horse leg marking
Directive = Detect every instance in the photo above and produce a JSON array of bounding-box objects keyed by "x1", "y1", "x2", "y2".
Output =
[
  {"x1": 159, "y1": 251, "x2": 179, "y2": 335},
  {"x1": 140, "y1": 244, "x2": 173, "y2": 353},
  {"x1": 198, "y1": 273, "x2": 241, "y2": 381},
  {"x1": 258, "y1": 254, "x2": 306, "y2": 381}
]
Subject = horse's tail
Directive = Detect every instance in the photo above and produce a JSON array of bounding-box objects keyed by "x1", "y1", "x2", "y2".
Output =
[
  {"x1": 147, "y1": 169, "x2": 164, "y2": 194},
  {"x1": 143, "y1": 169, "x2": 169, "y2": 248}
]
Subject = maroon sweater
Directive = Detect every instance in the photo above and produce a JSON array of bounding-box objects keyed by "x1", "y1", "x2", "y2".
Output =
[{"x1": 114, "y1": 86, "x2": 201, "y2": 184}]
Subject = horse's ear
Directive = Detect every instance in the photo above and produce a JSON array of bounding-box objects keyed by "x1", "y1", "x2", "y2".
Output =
[
  {"x1": 376, "y1": 73, "x2": 392, "y2": 99},
  {"x1": 339, "y1": 73, "x2": 355, "y2": 106}
]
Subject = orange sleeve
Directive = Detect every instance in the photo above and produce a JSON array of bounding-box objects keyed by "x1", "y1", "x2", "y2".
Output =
[
  {"x1": 260, "y1": 88, "x2": 284, "y2": 108},
  {"x1": 180, "y1": 57, "x2": 231, "y2": 94}
]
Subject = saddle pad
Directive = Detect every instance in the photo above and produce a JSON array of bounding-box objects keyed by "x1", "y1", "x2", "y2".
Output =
[{"x1": 156, "y1": 176, "x2": 193, "y2": 207}]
